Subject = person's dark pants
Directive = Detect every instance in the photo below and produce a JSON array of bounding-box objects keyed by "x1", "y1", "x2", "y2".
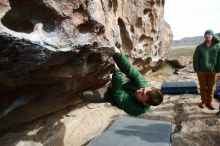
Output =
[
  {"x1": 79, "y1": 83, "x2": 116, "y2": 105},
  {"x1": 79, "y1": 85, "x2": 109, "y2": 103}
]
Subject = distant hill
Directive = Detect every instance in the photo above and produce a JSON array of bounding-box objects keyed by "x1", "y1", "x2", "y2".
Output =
[
  {"x1": 172, "y1": 36, "x2": 203, "y2": 46},
  {"x1": 172, "y1": 33, "x2": 219, "y2": 46}
]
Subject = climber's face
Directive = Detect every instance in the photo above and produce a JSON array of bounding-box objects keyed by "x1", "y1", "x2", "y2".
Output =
[{"x1": 135, "y1": 87, "x2": 152, "y2": 105}]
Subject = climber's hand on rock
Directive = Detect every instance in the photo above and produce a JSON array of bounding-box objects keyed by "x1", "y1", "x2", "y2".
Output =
[{"x1": 114, "y1": 46, "x2": 121, "y2": 55}]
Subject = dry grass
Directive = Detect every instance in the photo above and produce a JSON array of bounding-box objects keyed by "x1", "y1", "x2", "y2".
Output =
[
  {"x1": 146, "y1": 63, "x2": 174, "y2": 81},
  {"x1": 146, "y1": 45, "x2": 196, "y2": 82},
  {"x1": 169, "y1": 45, "x2": 197, "y2": 58}
]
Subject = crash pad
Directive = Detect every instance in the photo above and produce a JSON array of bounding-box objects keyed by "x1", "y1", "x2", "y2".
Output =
[
  {"x1": 161, "y1": 80, "x2": 198, "y2": 94},
  {"x1": 87, "y1": 116, "x2": 172, "y2": 146}
]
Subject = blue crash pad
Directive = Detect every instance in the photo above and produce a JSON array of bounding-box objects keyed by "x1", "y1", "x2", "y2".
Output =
[
  {"x1": 214, "y1": 80, "x2": 220, "y2": 101},
  {"x1": 87, "y1": 116, "x2": 172, "y2": 146},
  {"x1": 161, "y1": 80, "x2": 198, "y2": 94}
]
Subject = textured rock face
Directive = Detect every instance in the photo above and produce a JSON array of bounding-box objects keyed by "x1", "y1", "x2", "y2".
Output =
[{"x1": 0, "y1": 0, "x2": 172, "y2": 130}]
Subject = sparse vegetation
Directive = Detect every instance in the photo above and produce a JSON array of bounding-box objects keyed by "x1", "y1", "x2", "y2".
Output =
[
  {"x1": 169, "y1": 45, "x2": 197, "y2": 58},
  {"x1": 146, "y1": 45, "x2": 196, "y2": 81},
  {"x1": 147, "y1": 62, "x2": 174, "y2": 81}
]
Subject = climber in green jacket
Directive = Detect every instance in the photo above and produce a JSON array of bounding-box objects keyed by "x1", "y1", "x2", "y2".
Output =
[
  {"x1": 193, "y1": 29, "x2": 220, "y2": 110},
  {"x1": 79, "y1": 46, "x2": 163, "y2": 116},
  {"x1": 109, "y1": 46, "x2": 163, "y2": 116}
]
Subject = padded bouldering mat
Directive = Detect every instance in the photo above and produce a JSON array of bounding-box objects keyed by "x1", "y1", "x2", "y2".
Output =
[
  {"x1": 161, "y1": 80, "x2": 198, "y2": 94},
  {"x1": 87, "y1": 116, "x2": 172, "y2": 146},
  {"x1": 214, "y1": 79, "x2": 220, "y2": 100}
]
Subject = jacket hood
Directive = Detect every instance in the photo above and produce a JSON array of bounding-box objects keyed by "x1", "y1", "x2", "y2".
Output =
[{"x1": 212, "y1": 35, "x2": 220, "y2": 45}]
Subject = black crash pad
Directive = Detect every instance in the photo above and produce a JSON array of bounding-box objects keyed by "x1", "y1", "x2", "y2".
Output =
[
  {"x1": 161, "y1": 80, "x2": 198, "y2": 94},
  {"x1": 87, "y1": 116, "x2": 172, "y2": 146}
]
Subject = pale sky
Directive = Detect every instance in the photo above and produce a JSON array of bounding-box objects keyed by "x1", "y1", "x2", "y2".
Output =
[{"x1": 164, "y1": 0, "x2": 220, "y2": 40}]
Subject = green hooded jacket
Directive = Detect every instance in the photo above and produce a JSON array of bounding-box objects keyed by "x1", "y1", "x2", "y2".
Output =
[
  {"x1": 193, "y1": 36, "x2": 220, "y2": 72},
  {"x1": 110, "y1": 53, "x2": 150, "y2": 116}
]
